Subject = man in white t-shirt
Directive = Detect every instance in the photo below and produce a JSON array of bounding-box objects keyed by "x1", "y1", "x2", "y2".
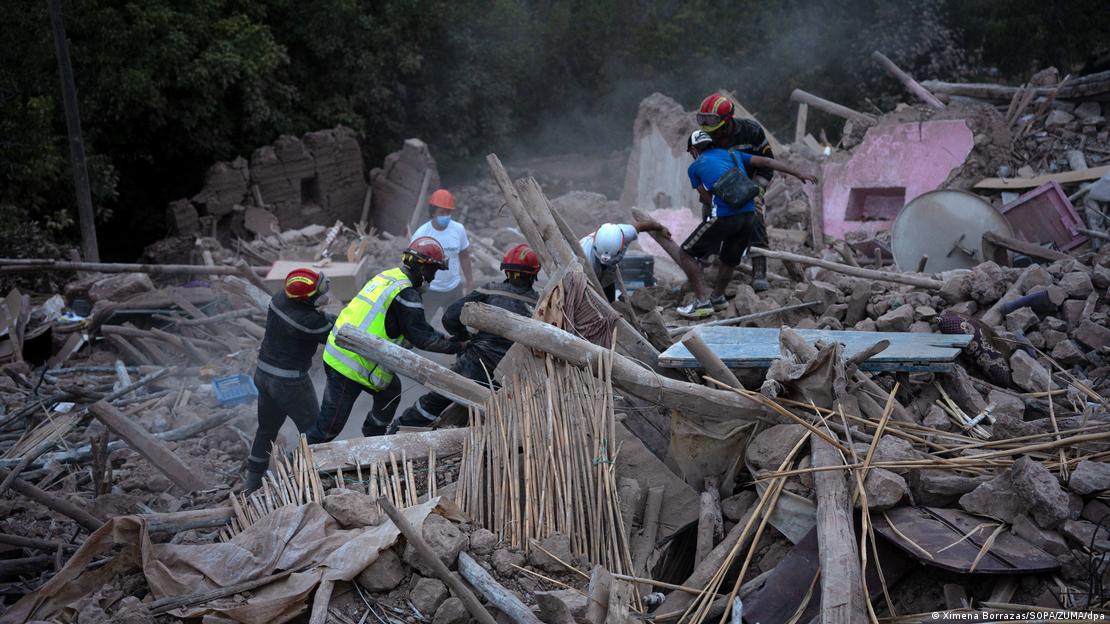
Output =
[{"x1": 411, "y1": 188, "x2": 474, "y2": 323}]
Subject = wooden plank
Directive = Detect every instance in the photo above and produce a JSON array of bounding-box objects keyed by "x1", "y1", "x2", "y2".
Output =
[
  {"x1": 974, "y1": 164, "x2": 1110, "y2": 190},
  {"x1": 89, "y1": 401, "x2": 208, "y2": 492},
  {"x1": 873, "y1": 506, "x2": 1058, "y2": 573},
  {"x1": 659, "y1": 327, "x2": 972, "y2": 371},
  {"x1": 811, "y1": 437, "x2": 867, "y2": 624}
]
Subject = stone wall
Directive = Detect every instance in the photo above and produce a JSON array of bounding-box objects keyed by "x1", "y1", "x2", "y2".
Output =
[{"x1": 619, "y1": 93, "x2": 699, "y2": 213}]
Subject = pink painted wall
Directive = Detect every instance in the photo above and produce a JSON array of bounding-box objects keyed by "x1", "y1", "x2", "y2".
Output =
[{"x1": 820, "y1": 120, "x2": 974, "y2": 239}]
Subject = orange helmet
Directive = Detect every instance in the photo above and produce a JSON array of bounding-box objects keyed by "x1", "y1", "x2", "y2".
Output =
[
  {"x1": 429, "y1": 189, "x2": 456, "y2": 210},
  {"x1": 697, "y1": 94, "x2": 734, "y2": 132},
  {"x1": 500, "y1": 243, "x2": 540, "y2": 276},
  {"x1": 404, "y1": 236, "x2": 449, "y2": 270},
  {"x1": 284, "y1": 268, "x2": 329, "y2": 301}
]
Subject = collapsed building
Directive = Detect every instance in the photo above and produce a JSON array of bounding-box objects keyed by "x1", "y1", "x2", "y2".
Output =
[{"x1": 1, "y1": 60, "x2": 1110, "y2": 623}]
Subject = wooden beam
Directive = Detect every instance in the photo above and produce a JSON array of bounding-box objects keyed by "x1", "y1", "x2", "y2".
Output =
[
  {"x1": 0, "y1": 467, "x2": 102, "y2": 532},
  {"x1": 789, "y1": 89, "x2": 876, "y2": 123},
  {"x1": 334, "y1": 326, "x2": 490, "y2": 408},
  {"x1": 0, "y1": 259, "x2": 268, "y2": 276},
  {"x1": 981, "y1": 231, "x2": 1071, "y2": 263},
  {"x1": 89, "y1": 401, "x2": 208, "y2": 492},
  {"x1": 406, "y1": 169, "x2": 434, "y2": 239},
  {"x1": 695, "y1": 476, "x2": 723, "y2": 563},
  {"x1": 680, "y1": 330, "x2": 743, "y2": 390},
  {"x1": 310, "y1": 428, "x2": 470, "y2": 472},
  {"x1": 811, "y1": 436, "x2": 868, "y2": 624},
  {"x1": 794, "y1": 102, "x2": 809, "y2": 144},
  {"x1": 922, "y1": 71, "x2": 1110, "y2": 101},
  {"x1": 871, "y1": 51, "x2": 945, "y2": 109},
  {"x1": 749, "y1": 247, "x2": 944, "y2": 290},
  {"x1": 974, "y1": 164, "x2": 1110, "y2": 190},
  {"x1": 460, "y1": 302, "x2": 771, "y2": 421},
  {"x1": 459, "y1": 552, "x2": 544, "y2": 624},
  {"x1": 669, "y1": 301, "x2": 821, "y2": 337}
]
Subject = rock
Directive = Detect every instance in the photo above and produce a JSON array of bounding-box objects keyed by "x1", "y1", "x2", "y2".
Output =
[
  {"x1": 1069, "y1": 460, "x2": 1110, "y2": 495},
  {"x1": 746, "y1": 424, "x2": 806, "y2": 472},
  {"x1": 433, "y1": 597, "x2": 469, "y2": 624},
  {"x1": 410, "y1": 577, "x2": 450, "y2": 617},
  {"x1": 192, "y1": 157, "x2": 249, "y2": 217},
  {"x1": 844, "y1": 281, "x2": 871, "y2": 326},
  {"x1": 856, "y1": 468, "x2": 908, "y2": 511},
  {"x1": 940, "y1": 273, "x2": 971, "y2": 304},
  {"x1": 403, "y1": 514, "x2": 468, "y2": 575},
  {"x1": 1050, "y1": 340, "x2": 1086, "y2": 366},
  {"x1": 534, "y1": 590, "x2": 589, "y2": 618},
  {"x1": 1075, "y1": 101, "x2": 1102, "y2": 121},
  {"x1": 528, "y1": 533, "x2": 573, "y2": 573},
  {"x1": 1005, "y1": 306, "x2": 1038, "y2": 333},
  {"x1": 1083, "y1": 499, "x2": 1110, "y2": 525},
  {"x1": 1045, "y1": 109, "x2": 1075, "y2": 129},
  {"x1": 803, "y1": 281, "x2": 840, "y2": 315},
  {"x1": 959, "y1": 470, "x2": 1025, "y2": 523},
  {"x1": 1060, "y1": 519, "x2": 1110, "y2": 551},
  {"x1": 922, "y1": 405, "x2": 952, "y2": 431},
  {"x1": 89, "y1": 273, "x2": 155, "y2": 303},
  {"x1": 911, "y1": 469, "x2": 984, "y2": 506},
  {"x1": 491, "y1": 548, "x2": 525, "y2": 576},
  {"x1": 1059, "y1": 272, "x2": 1094, "y2": 298},
  {"x1": 1062, "y1": 300, "x2": 1086, "y2": 327},
  {"x1": 967, "y1": 262, "x2": 1008, "y2": 305},
  {"x1": 945, "y1": 301, "x2": 977, "y2": 317},
  {"x1": 165, "y1": 199, "x2": 200, "y2": 236},
  {"x1": 875, "y1": 304, "x2": 914, "y2": 332},
  {"x1": 908, "y1": 321, "x2": 932, "y2": 333},
  {"x1": 944, "y1": 365, "x2": 988, "y2": 415},
  {"x1": 1009, "y1": 351, "x2": 1052, "y2": 392},
  {"x1": 469, "y1": 528, "x2": 497, "y2": 555},
  {"x1": 854, "y1": 318, "x2": 877, "y2": 332},
  {"x1": 1011, "y1": 513, "x2": 1069, "y2": 557},
  {"x1": 357, "y1": 547, "x2": 407, "y2": 591},
  {"x1": 1093, "y1": 265, "x2": 1110, "y2": 290},
  {"x1": 323, "y1": 490, "x2": 382, "y2": 528},
  {"x1": 915, "y1": 305, "x2": 937, "y2": 320},
  {"x1": 1074, "y1": 319, "x2": 1110, "y2": 351},
  {"x1": 720, "y1": 490, "x2": 757, "y2": 523},
  {"x1": 988, "y1": 390, "x2": 1034, "y2": 439},
  {"x1": 1012, "y1": 456, "x2": 1071, "y2": 529}
]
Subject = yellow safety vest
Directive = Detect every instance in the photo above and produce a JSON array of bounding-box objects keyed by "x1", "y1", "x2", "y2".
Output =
[{"x1": 323, "y1": 267, "x2": 411, "y2": 391}]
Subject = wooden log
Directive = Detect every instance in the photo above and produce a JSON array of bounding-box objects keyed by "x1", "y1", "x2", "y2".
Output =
[
  {"x1": 105, "y1": 333, "x2": 152, "y2": 365},
  {"x1": 871, "y1": 51, "x2": 945, "y2": 109},
  {"x1": 459, "y1": 552, "x2": 544, "y2": 624},
  {"x1": 309, "y1": 578, "x2": 334, "y2": 624},
  {"x1": 922, "y1": 71, "x2": 1110, "y2": 101},
  {"x1": 0, "y1": 467, "x2": 102, "y2": 532},
  {"x1": 0, "y1": 533, "x2": 78, "y2": 553},
  {"x1": 460, "y1": 302, "x2": 771, "y2": 421},
  {"x1": 142, "y1": 507, "x2": 233, "y2": 533},
  {"x1": 695, "y1": 476, "x2": 723, "y2": 563},
  {"x1": 377, "y1": 497, "x2": 498, "y2": 624},
  {"x1": 748, "y1": 247, "x2": 944, "y2": 290},
  {"x1": 149, "y1": 568, "x2": 298, "y2": 615},
  {"x1": 586, "y1": 566, "x2": 613, "y2": 624},
  {"x1": 789, "y1": 89, "x2": 876, "y2": 123},
  {"x1": 680, "y1": 330, "x2": 743, "y2": 390},
  {"x1": 1079, "y1": 227, "x2": 1110, "y2": 242},
  {"x1": 631, "y1": 485, "x2": 663, "y2": 594},
  {"x1": 982, "y1": 231, "x2": 1071, "y2": 263},
  {"x1": 0, "y1": 259, "x2": 267, "y2": 276},
  {"x1": 811, "y1": 436, "x2": 867, "y2": 624},
  {"x1": 794, "y1": 102, "x2": 808, "y2": 145},
  {"x1": 668, "y1": 301, "x2": 821, "y2": 336},
  {"x1": 335, "y1": 326, "x2": 490, "y2": 408},
  {"x1": 89, "y1": 401, "x2": 209, "y2": 492},
  {"x1": 486, "y1": 154, "x2": 555, "y2": 269},
  {"x1": 0, "y1": 556, "x2": 52, "y2": 577}
]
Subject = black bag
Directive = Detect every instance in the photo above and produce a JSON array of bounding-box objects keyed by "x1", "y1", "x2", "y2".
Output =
[{"x1": 711, "y1": 149, "x2": 760, "y2": 209}]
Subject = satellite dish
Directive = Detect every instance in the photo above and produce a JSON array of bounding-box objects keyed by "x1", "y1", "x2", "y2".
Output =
[{"x1": 891, "y1": 190, "x2": 1013, "y2": 272}]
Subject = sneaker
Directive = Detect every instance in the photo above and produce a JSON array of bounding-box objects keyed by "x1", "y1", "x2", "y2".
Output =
[
  {"x1": 677, "y1": 300, "x2": 714, "y2": 319},
  {"x1": 710, "y1": 294, "x2": 729, "y2": 310}
]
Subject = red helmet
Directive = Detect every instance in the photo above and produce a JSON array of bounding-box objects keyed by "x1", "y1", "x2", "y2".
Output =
[
  {"x1": 500, "y1": 243, "x2": 540, "y2": 276},
  {"x1": 284, "y1": 268, "x2": 329, "y2": 301},
  {"x1": 697, "y1": 94, "x2": 734, "y2": 132},
  {"x1": 403, "y1": 236, "x2": 448, "y2": 270},
  {"x1": 429, "y1": 189, "x2": 456, "y2": 210}
]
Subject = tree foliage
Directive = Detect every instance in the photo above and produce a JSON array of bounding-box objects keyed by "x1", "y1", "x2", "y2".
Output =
[{"x1": 1, "y1": 0, "x2": 1105, "y2": 260}]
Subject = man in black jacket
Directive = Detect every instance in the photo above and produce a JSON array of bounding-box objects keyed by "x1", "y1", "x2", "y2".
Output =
[
  {"x1": 244, "y1": 268, "x2": 334, "y2": 493},
  {"x1": 391, "y1": 244, "x2": 540, "y2": 429}
]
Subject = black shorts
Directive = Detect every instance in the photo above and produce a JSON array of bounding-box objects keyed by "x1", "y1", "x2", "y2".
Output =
[{"x1": 681, "y1": 211, "x2": 767, "y2": 266}]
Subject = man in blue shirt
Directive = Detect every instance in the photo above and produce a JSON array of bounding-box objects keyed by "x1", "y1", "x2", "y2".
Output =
[{"x1": 676, "y1": 130, "x2": 817, "y2": 318}]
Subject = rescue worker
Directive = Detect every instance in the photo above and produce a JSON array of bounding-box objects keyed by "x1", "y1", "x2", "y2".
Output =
[
  {"x1": 581, "y1": 221, "x2": 669, "y2": 302},
  {"x1": 392, "y1": 243, "x2": 541, "y2": 429},
  {"x1": 410, "y1": 188, "x2": 474, "y2": 325},
  {"x1": 307, "y1": 237, "x2": 464, "y2": 443},
  {"x1": 244, "y1": 268, "x2": 334, "y2": 493},
  {"x1": 696, "y1": 94, "x2": 777, "y2": 292},
  {"x1": 677, "y1": 130, "x2": 817, "y2": 318}
]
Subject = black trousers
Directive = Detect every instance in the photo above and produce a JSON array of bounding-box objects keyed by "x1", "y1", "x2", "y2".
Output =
[
  {"x1": 247, "y1": 370, "x2": 318, "y2": 475},
  {"x1": 402, "y1": 349, "x2": 496, "y2": 424},
  {"x1": 307, "y1": 364, "x2": 403, "y2": 443}
]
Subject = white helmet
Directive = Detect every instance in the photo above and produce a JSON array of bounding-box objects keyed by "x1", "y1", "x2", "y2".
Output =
[{"x1": 592, "y1": 223, "x2": 628, "y2": 267}]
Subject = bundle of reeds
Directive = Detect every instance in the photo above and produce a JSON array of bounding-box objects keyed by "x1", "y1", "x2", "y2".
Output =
[
  {"x1": 455, "y1": 352, "x2": 635, "y2": 575},
  {"x1": 221, "y1": 434, "x2": 324, "y2": 541}
]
